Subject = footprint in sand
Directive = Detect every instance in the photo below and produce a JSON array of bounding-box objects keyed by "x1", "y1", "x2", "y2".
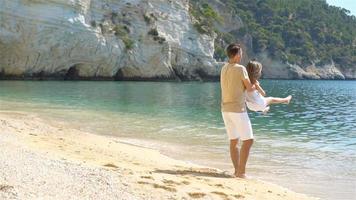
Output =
[
  {"x1": 103, "y1": 163, "x2": 119, "y2": 168},
  {"x1": 181, "y1": 180, "x2": 190, "y2": 185},
  {"x1": 188, "y1": 192, "x2": 206, "y2": 199},
  {"x1": 152, "y1": 183, "x2": 177, "y2": 192},
  {"x1": 0, "y1": 185, "x2": 14, "y2": 192},
  {"x1": 140, "y1": 175, "x2": 154, "y2": 180},
  {"x1": 162, "y1": 179, "x2": 181, "y2": 186},
  {"x1": 211, "y1": 191, "x2": 230, "y2": 200},
  {"x1": 233, "y1": 194, "x2": 245, "y2": 199},
  {"x1": 212, "y1": 183, "x2": 232, "y2": 190},
  {"x1": 137, "y1": 181, "x2": 177, "y2": 192},
  {"x1": 137, "y1": 181, "x2": 150, "y2": 185}
]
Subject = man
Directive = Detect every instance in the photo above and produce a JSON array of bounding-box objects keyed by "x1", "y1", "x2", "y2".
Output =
[{"x1": 220, "y1": 43, "x2": 255, "y2": 178}]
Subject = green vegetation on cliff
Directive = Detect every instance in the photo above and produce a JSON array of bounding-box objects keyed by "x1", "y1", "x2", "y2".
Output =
[
  {"x1": 191, "y1": 0, "x2": 356, "y2": 68},
  {"x1": 190, "y1": 3, "x2": 222, "y2": 35}
]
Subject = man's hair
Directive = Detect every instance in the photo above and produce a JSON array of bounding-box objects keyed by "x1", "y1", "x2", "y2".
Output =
[{"x1": 226, "y1": 43, "x2": 242, "y2": 59}]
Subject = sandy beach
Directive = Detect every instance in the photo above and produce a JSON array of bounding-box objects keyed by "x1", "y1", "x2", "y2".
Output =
[{"x1": 0, "y1": 111, "x2": 317, "y2": 200}]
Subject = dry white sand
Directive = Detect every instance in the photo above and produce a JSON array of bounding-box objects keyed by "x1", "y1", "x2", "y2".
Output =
[{"x1": 0, "y1": 111, "x2": 318, "y2": 200}]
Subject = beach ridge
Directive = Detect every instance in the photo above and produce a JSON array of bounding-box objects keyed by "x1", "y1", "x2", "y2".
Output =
[{"x1": 0, "y1": 111, "x2": 317, "y2": 200}]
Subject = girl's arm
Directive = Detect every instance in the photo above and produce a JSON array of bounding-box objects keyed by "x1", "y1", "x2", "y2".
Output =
[{"x1": 255, "y1": 81, "x2": 266, "y2": 96}]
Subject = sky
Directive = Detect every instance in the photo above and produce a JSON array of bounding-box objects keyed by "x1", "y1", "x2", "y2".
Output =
[{"x1": 327, "y1": 0, "x2": 356, "y2": 16}]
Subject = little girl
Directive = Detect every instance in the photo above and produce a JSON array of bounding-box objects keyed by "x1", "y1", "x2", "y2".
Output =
[{"x1": 245, "y1": 61, "x2": 292, "y2": 113}]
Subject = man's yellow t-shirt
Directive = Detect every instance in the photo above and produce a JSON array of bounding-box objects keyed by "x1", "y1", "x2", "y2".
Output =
[{"x1": 220, "y1": 63, "x2": 249, "y2": 113}]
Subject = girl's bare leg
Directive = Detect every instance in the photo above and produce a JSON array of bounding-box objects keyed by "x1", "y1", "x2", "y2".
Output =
[{"x1": 265, "y1": 95, "x2": 292, "y2": 105}]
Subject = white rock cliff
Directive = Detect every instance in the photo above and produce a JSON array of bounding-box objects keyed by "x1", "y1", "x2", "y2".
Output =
[{"x1": 0, "y1": 0, "x2": 219, "y2": 80}]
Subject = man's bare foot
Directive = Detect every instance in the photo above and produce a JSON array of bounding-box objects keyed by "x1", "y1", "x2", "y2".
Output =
[
  {"x1": 262, "y1": 106, "x2": 270, "y2": 114},
  {"x1": 236, "y1": 173, "x2": 247, "y2": 179},
  {"x1": 284, "y1": 95, "x2": 292, "y2": 104}
]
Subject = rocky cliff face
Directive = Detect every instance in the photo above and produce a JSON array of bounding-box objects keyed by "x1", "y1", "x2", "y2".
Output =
[
  {"x1": 0, "y1": 0, "x2": 220, "y2": 80},
  {"x1": 0, "y1": 0, "x2": 354, "y2": 80},
  {"x1": 206, "y1": 1, "x2": 355, "y2": 80},
  {"x1": 256, "y1": 53, "x2": 349, "y2": 80}
]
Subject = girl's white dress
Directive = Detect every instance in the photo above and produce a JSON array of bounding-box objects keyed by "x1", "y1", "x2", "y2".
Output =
[{"x1": 245, "y1": 90, "x2": 267, "y2": 112}]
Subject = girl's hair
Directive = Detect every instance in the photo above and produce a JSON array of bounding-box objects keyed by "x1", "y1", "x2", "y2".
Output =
[{"x1": 246, "y1": 61, "x2": 262, "y2": 84}]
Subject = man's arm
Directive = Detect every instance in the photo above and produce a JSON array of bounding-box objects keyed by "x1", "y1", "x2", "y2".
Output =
[
  {"x1": 242, "y1": 78, "x2": 255, "y2": 92},
  {"x1": 255, "y1": 81, "x2": 266, "y2": 96},
  {"x1": 240, "y1": 67, "x2": 255, "y2": 92}
]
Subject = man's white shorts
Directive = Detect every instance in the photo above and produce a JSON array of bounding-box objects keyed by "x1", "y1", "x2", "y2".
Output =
[{"x1": 222, "y1": 112, "x2": 253, "y2": 141}]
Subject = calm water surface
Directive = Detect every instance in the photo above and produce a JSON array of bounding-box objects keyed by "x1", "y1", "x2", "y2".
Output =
[{"x1": 0, "y1": 80, "x2": 355, "y2": 200}]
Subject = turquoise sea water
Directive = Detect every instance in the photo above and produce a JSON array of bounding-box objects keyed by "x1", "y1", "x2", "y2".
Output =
[{"x1": 0, "y1": 80, "x2": 355, "y2": 200}]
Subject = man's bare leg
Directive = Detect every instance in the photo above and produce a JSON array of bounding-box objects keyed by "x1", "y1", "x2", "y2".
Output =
[
  {"x1": 230, "y1": 139, "x2": 239, "y2": 176},
  {"x1": 266, "y1": 95, "x2": 292, "y2": 105},
  {"x1": 237, "y1": 139, "x2": 254, "y2": 178}
]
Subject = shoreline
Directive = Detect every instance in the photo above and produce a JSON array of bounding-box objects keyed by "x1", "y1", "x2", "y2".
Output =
[
  {"x1": 0, "y1": 77, "x2": 356, "y2": 81},
  {"x1": 0, "y1": 111, "x2": 317, "y2": 200}
]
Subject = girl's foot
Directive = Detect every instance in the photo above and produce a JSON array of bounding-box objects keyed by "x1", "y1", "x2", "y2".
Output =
[{"x1": 285, "y1": 95, "x2": 292, "y2": 104}]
